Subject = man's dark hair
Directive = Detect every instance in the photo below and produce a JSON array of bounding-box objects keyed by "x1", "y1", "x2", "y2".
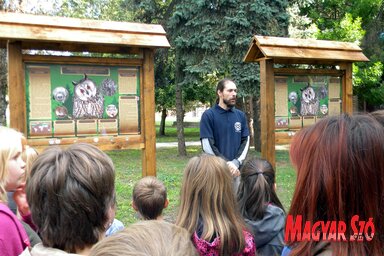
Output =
[{"x1": 216, "y1": 78, "x2": 234, "y2": 103}]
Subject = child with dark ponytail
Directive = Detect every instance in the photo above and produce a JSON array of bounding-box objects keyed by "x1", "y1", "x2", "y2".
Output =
[{"x1": 237, "y1": 157, "x2": 285, "y2": 256}]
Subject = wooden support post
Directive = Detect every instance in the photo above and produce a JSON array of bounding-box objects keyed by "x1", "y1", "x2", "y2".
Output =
[
  {"x1": 340, "y1": 62, "x2": 353, "y2": 114},
  {"x1": 141, "y1": 48, "x2": 156, "y2": 176},
  {"x1": 8, "y1": 41, "x2": 26, "y2": 134},
  {"x1": 259, "y1": 59, "x2": 276, "y2": 169}
]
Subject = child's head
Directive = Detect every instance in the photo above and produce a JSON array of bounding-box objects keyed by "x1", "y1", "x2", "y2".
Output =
[
  {"x1": 237, "y1": 157, "x2": 284, "y2": 220},
  {"x1": 0, "y1": 126, "x2": 26, "y2": 201},
  {"x1": 176, "y1": 154, "x2": 246, "y2": 255},
  {"x1": 177, "y1": 154, "x2": 235, "y2": 225},
  {"x1": 132, "y1": 176, "x2": 168, "y2": 220},
  {"x1": 89, "y1": 220, "x2": 198, "y2": 256},
  {"x1": 288, "y1": 114, "x2": 384, "y2": 255},
  {"x1": 26, "y1": 143, "x2": 116, "y2": 253},
  {"x1": 370, "y1": 109, "x2": 384, "y2": 127}
]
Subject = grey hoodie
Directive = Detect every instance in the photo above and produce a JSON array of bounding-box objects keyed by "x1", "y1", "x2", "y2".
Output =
[{"x1": 245, "y1": 204, "x2": 285, "y2": 256}]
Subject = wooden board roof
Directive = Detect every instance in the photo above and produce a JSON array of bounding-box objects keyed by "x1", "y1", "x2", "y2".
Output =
[
  {"x1": 0, "y1": 12, "x2": 170, "y2": 52},
  {"x1": 243, "y1": 35, "x2": 369, "y2": 64}
]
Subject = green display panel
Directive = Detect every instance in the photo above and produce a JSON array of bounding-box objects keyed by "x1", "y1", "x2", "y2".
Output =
[
  {"x1": 25, "y1": 64, "x2": 141, "y2": 138},
  {"x1": 274, "y1": 75, "x2": 341, "y2": 130}
]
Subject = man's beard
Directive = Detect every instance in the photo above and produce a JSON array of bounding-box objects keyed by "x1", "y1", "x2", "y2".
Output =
[{"x1": 223, "y1": 98, "x2": 236, "y2": 107}]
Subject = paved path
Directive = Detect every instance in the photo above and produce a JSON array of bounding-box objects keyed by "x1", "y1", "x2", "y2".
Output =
[
  {"x1": 156, "y1": 141, "x2": 289, "y2": 150},
  {"x1": 156, "y1": 141, "x2": 201, "y2": 148}
]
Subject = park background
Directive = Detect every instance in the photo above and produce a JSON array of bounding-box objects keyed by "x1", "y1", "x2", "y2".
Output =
[
  {"x1": 111, "y1": 120, "x2": 295, "y2": 224},
  {"x1": 0, "y1": 0, "x2": 383, "y2": 225}
]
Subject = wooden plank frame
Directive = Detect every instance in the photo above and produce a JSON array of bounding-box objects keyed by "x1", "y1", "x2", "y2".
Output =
[
  {"x1": 8, "y1": 42, "x2": 26, "y2": 134},
  {"x1": 142, "y1": 49, "x2": 156, "y2": 176},
  {"x1": 2, "y1": 12, "x2": 170, "y2": 177},
  {"x1": 0, "y1": 12, "x2": 170, "y2": 51},
  {"x1": 260, "y1": 59, "x2": 276, "y2": 168},
  {"x1": 244, "y1": 36, "x2": 369, "y2": 64},
  {"x1": 243, "y1": 36, "x2": 368, "y2": 169}
]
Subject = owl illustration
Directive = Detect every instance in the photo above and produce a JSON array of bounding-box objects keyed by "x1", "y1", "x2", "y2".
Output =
[
  {"x1": 73, "y1": 74, "x2": 104, "y2": 119},
  {"x1": 300, "y1": 85, "x2": 319, "y2": 116}
]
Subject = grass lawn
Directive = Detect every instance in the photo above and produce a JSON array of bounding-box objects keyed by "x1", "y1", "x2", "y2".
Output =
[
  {"x1": 156, "y1": 121, "x2": 200, "y2": 143},
  {"x1": 109, "y1": 121, "x2": 296, "y2": 226}
]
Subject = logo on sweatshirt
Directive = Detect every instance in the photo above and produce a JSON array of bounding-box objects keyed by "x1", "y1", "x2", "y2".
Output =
[{"x1": 234, "y1": 122, "x2": 241, "y2": 132}]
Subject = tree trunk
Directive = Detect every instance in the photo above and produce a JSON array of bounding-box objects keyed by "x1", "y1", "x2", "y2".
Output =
[
  {"x1": 253, "y1": 96, "x2": 261, "y2": 152},
  {"x1": 239, "y1": 96, "x2": 254, "y2": 147},
  {"x1": 247, "y1": 96, "x2": 254, "y2": 147},
  {"x1": 159, "y1": 107, "x2": 167, "y2": 136},
  {"x1": 0, "y1": 49, "x2": 7, "y2": 126},
  {"x1": 175, "y1": 53, "x2": 186, "y2": 156},
  {"x1": 175, "y1": 84, "x2": 186, "y2": 156}
]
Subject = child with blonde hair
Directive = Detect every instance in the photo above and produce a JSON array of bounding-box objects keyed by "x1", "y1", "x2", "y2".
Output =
[
  {"x1": 7, "y1": 145, "x2": 38, "y2": 213},
  {"x1": 22, "y1": 146, "x2": 38, "y2": 179},
  {"x1": 11, "y1": 145, "x2": 41, "y2": 246},
  {"x1": 176, "y1": 154, "x2": 256, "y2": 255},
  {"x1": 89, "y1": 220, "x2": 198, "y2": 256},
  {"x1": 12, "y1": 145, "x2": 39, "y2": 219},
  {"x1": 0, "y1": 126, "x2": 30, "y2": 255}
]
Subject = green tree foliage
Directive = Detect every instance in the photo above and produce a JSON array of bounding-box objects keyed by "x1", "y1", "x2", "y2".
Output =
[
  {"x1": 169, "y1": 0, "x2": 289, "y2": 152},
  {"x1": 0, "y1": 0, "x2": 64, "y2": 125},
  {"x1": 291, "y1": 0, "x2": 384, "y2": 110},
  {"x1": 168, "y1": 0, "x2": 289, "y2": 94},
  {"x1": 353, "y1": 61, "x2": 384, "y2": 108},
  {"x1": 169, "y1": 0, "x2": 231, "y2": 87},
  {"x1": 169, "y1": 0, "x2": 238, "y2": 155},
  {"x1": 363, "y1": 2, "x2": 384, "y2": 62},
  {"x1": 315, "y1": 13, "x2": 365, "y2": 44},
  {"x1": 288, "y1": 2, "x2": 318, "y2": 38},
  {"x1": 296, "y1": 0, "x2": 382, "y2": 29},
  {"x1": 0, "y1": 0, "x2": 62, "y2": 14},
  {"x1": 225, "y1": 1, "x2": 289, "y2": 97},
  {"x1": 155, "y1": 48, "x2": 175, "y2": 111},
  {"x1": 130, "y1": 0, "x2": 178, "y2": 137},
  {"x1": 58, "y1": 0, "x2": 133, "y2": 20},
  {"x1": 169, "y1": 0, "x2": 289, "y2": 99},
  {"x1": 132, "y1": 0, "x2": 175, "y2": 23},
  {"x1": 155, "y1": 48, "x2": 176, "y2": 136}
]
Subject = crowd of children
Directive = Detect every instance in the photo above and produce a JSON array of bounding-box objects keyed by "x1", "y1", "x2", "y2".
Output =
[{"x1": 1, "y1": 111, "x2": 384, "y2": 255}]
